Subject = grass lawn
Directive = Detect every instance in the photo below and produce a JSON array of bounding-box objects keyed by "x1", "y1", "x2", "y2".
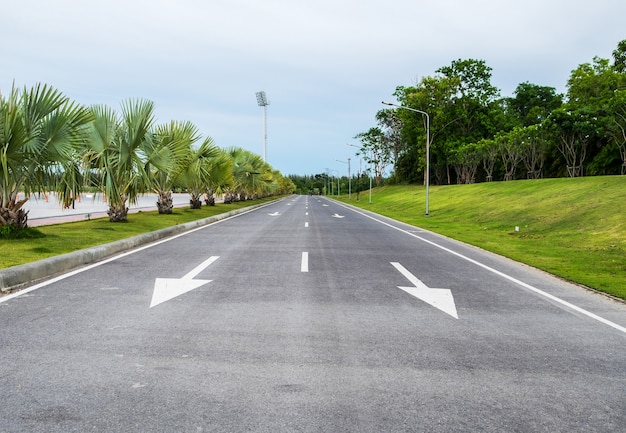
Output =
[{"x1": 337, "y1": 176, "x2": 626, "y2": 300}]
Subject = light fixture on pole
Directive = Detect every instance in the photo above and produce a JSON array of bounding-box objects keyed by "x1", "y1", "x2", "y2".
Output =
[
  {"x1": 255, "y1": 91, "x2": 269, "y2": 162},
  {"x1": 382, "y1": 101, "x2": 430, "y2": 215}
]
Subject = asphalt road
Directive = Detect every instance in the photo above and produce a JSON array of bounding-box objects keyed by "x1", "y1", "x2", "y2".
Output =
[{"x1": 1, "y1": 195, "x2": 624, "y2": 432}]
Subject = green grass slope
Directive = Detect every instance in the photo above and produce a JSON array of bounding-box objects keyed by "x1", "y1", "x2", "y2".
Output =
[{"x1": 338, "y1": 176, "x2": 626, "y2": 300}]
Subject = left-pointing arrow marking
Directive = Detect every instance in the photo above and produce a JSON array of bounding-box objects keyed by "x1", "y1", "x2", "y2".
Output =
[
  {"x1": 150, "y1": 256, "x2": 219, "y2": 308},
  {"x1": 391, "y1": 262, "x2": 459, "y2": 319}
]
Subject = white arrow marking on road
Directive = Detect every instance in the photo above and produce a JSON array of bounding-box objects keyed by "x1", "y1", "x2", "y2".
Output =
[
  {"x1": 391, "y1": 262, "x2": 459, "y2": 319},
  {"x1": 150, "y1": 256, "x2": 219, "y2": 308},
  {"x1": 268, "y1": 212, "x2": 280, "y2": 216},
  {"x1": 322, "y1": 204, "x2": 329, "y2": 207},
  {"x1": 332, "y1": 213, "x2": 345, "y2": 218}
]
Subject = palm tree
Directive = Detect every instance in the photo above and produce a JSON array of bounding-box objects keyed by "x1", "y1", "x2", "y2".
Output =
[
  {"x1": 83, "y1": 99, "x2": 156, "y2": 222},
  {"x1": 227, "y1": 147, "x2": 271, "y2": 201},
  {"x1": 148, "y1": 120, "x2": 201, "y2": 213},
  {"x1": 178, "y1": 137, "x2": 232, "y2": 209},
  {"x1": 203, "y1": 148, "x2": 233, "y2": 205},
  {"x1": 0, "y1": 83, "x2": 92, "y2": 229},
  {"x1": 271, "y1": 170, "x2": 296, "y2": 195}
]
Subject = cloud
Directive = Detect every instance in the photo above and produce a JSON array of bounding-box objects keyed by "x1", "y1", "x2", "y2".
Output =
[{"x1": 2, "y1": 0, "x2": 625, "y2": 175}]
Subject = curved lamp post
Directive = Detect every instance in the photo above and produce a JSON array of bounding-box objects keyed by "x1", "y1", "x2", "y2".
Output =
[{"x1": 382, "y1": 101, "x2": 430, "y2": 216}]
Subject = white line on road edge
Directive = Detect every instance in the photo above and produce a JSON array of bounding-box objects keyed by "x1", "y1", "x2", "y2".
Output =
[
  {"x1": 301, "y1": 252, "x2": 309, "y2": 272},
  {"x1": 334, "y1": 201, "x2": 626, "y2": 335},
  {"x1": 0, "y1": 203, "x2": 276, "y2": 305}
]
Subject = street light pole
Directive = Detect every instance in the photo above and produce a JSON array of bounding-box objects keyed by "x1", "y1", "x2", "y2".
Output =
[
  {"x1": 382, "y1": 101, "x2": 430, "y2": 215},
  {"x1": 336, "y1": 159, "x2": 351, "y2": 199},
  {"x1": 347, "y1": 143, "x2": 372, "y2": 204},
  {"x1": 255, "y1": 91, "x2": 269, "y2": 162},
  {"x1": 324, "y1": 168, "x2": 331, "y2": 195},
  {"x1": 329, "y1": 169, "x2": 339, "y2": 196}
]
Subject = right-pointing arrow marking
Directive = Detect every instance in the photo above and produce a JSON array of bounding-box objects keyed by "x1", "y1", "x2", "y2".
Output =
[{"x1": 391, "y1": 262, "x2": 459, "y2": 319}]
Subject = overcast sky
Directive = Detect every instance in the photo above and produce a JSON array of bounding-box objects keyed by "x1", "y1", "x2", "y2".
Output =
[{"x1": 2, "y1": 0, "x2": 624, "y2": 176}]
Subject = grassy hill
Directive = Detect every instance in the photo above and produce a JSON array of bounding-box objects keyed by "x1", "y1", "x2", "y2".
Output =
[{"x1": 337, "y1": 176, "x2": 626, "y2": 300}]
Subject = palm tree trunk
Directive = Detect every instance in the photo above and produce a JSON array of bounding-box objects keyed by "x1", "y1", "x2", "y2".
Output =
[
  {"x1": 107, "y1": 204, "x2": 129, "y2": 222},
  {"x1": 0, "y1": 197, "x2": 30, "y2": 229},
  {"x1": 0, "y1": 206, "x2": 29, "y2": 229},
  {"x1": 204, "y1": 193, "x2": 215, "y2": 206},
  {"x1": 189, "y1": 194, "x2": 202, "y2": 209},
  {"x1": 157, "y1": 191, "x2": 173, "y2": 214}
]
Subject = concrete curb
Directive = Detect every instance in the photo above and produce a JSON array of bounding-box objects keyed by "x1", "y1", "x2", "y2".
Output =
[{"x1": 0, "y1": 201, "x2": 270, "y2": 292}]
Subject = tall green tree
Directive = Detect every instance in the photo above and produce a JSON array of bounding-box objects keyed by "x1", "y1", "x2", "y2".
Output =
[
  {"x1": 392, "y1": 59, "x2": 502, "y2": 184},
  {"x1": 394, "y1": 75, "x2": 458, "y2": 184},
  {"x1": 375, "y1": 108, "x2": 405, "y2": 178},
  {"x1": 353, "y1": 127, "x2": 389, "y2": 185},
  {"x1": 605, "y1": 89, "x2": 626, "y2": 173},
  {"x1": 507, "y1": 82, "x2": 563, "y2": 127},
  {"x1": 565, "y1": 56, "x2": 625, "y2": 174},
  {"x1": 450, "y1": 142, "x2": 481, "y2": 184},
  {"x1": 519, "y1": 124, "x2": 548, "y2": 179},
  {"x1": 0, "y1": 83, "x2": 92, "y2": 229},
  {"x1": 477, "y1": 138, "x2": 498, "y2": 181},
  {"x1": 496, "y1": 130, "x2": 523, "y2": 181},
  {"x1": 543, "y1": 107, "x2": 596, "y2": 177},
  {"x1": 612, "y1": 39, "x2": 626, "y2": 73},
  {"x1": 567, "y1": 57, "x2": 622, "y2": 108}
]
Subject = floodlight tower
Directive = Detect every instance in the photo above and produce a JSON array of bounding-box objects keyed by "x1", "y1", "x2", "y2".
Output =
[{"x1": 255, "y1": 91, "x2": 269, "y2": 162}]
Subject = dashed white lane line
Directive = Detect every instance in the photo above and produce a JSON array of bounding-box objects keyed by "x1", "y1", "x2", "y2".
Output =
[
  {"x1": 305, "y1": 222, "x2": 309, "y2": 228},
  {"x1": 301, "y1": 252, "x2": 309, "y2": 272}
]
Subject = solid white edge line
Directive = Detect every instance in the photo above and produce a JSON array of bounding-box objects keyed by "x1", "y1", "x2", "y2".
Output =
[
  {"x1": 0, "y1": 202, "x2": 277, "y2": 305},
  {"x1": 301, "y1": 252, "x2": 309, "y2": 272},
  {"x1": 333, "y1": 200, "x2": 626, "y2": 335}
]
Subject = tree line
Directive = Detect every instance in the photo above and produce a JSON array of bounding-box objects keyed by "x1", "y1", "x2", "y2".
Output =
[
  {"x1": 354, "y1": 39, "x2": 626, "y2": 186},
  {"x1": 0, "y1": 84, "x2": 295, "y2": 230}
]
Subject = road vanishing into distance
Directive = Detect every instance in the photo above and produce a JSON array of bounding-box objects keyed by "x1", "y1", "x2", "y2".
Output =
[{"x1": 1, "y1": 196, "x2": 625, "y2": 432}]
